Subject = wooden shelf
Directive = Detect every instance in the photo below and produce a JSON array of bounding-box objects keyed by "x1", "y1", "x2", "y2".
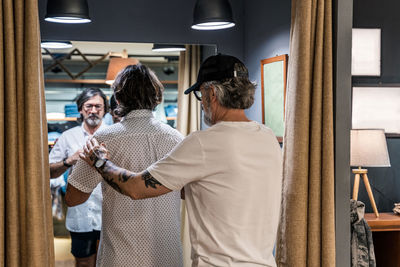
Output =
[
  {"x1": 47, "y1": 117, "x2": 78, "y2": 121},
  {"x1": 365, "y1": 212, "x2": 400, "y2": 232},
  {"x1": 364, "y1": 212, "x2": 400, "y2": 266},
  {"x1": 45, "y1": 79, "x2": 178, "y2": 85}
]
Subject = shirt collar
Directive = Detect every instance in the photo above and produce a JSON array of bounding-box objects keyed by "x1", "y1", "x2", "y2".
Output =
[
  {"x1": 81, "y1": 121, "x2": 107, "y2": 136},
  {"x1": 124, "y1": 109, "x2": 154, "y2": 120}
]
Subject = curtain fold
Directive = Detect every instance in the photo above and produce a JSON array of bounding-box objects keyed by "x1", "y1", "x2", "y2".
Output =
[
  {"x1": 176, "y1": 45, "x2": 201, "y2": 267},
  {"x1": 276, "y1": 0, "x2": 335, "y2": 266},
  {"x1": 177, "y1": 45, "x2": 201, "y2": 136},
  {"x1": 0, "y1": 0, "x2": 54, "y2": 266}
]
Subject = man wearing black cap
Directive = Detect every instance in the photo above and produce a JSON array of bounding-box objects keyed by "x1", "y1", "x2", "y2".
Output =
[{"x1": 80, "y1": 54, "x2": 283, "y2": 267}]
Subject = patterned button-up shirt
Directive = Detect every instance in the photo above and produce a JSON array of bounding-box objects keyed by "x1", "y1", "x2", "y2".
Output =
[
  {"x1": 69, "y1": 110, "x2": 184, "y2": 267},
  {"x1": 49, "y1": 123, "x2": 107, "y2": 232}
]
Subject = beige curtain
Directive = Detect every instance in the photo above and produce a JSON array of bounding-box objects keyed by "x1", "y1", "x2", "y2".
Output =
[
  {"x1": 177, "y1": 45, "x2": 201, "y2": 135},
  {"x1": 0, "y1": 0, "x2": 54, "y2": 266},
  {"x1": 276, "y1": 0, "x2": 335, "y2": 266},
  {"x1": 176, "y1": 45, "x2": 201, "y2": 267}
]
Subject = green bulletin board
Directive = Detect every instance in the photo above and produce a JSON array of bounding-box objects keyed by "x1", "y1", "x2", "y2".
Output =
[{"x1": 261, "y1": 55, "x2": 288, "y2": 142}]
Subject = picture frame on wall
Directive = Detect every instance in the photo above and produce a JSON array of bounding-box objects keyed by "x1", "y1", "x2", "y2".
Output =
[
  {"x1": 352, "y1": 86, "x2": 400, "y2": 136},
  {"x1": 351, "y1": 28, "x2": 381, "y2": 76},
  {"x1": 261, "y1": 54, "x2": 288, "y2": 142}
]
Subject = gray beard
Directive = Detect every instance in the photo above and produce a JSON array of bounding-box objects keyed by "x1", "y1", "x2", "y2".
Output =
[
  {"x1": 203, "y1": 112, "x2": 212, "y2": 126},
  {"x1": 202, "y1": 100, "x2": 213, "y2": 126},
  {"x1": 85, "y1": 116, "x2": 102, "y2": 127}
]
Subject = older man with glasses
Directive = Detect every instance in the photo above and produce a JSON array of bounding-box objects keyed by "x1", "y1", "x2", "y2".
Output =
[{"x1": 49, "y1": 87, "x2": 109, "y2": 267}]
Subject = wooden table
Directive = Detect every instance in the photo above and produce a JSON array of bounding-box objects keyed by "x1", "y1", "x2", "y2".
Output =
[{"x1": 365, "y1": 212, "x2": 400, "y2": 267}]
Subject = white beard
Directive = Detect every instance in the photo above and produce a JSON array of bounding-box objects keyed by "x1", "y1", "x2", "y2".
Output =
[
  {"x1": 203, "y1": 111, "x2": 213, "y2": 126},
  {"x1": 85, "y1": 116, "x2": 102, "y2": 127}
]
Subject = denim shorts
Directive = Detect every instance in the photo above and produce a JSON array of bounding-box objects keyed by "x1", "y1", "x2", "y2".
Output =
[{"x1": 70, "y1": 230, "x2": 101, "y2": 258}]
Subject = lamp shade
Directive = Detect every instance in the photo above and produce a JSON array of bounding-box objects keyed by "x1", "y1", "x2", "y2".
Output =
[
  {"x1": 45, "y1": 0, "x2": 91, "y2": 24},
  {"x1": 350, "y1": 129, "x2": 391, "y2": 167},
  {"x1": 105, "y1": 58, "x2": 139, "y2": 85},
  {"x1": 152, "y1": 44, "x2": 186, "y2": 52},
  {"x1": 192, "y1": 0, "x2": 235, "y2": 30}
]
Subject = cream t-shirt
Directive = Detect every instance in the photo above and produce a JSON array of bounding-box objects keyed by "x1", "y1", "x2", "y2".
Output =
[{"x1": 148, "y1": 121, "x2": 283, "y2": 267}]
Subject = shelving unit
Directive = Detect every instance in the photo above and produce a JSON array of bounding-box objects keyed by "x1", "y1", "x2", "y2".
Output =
[
  {"x1": 45, "y1": 79, "x2": 178, "y2": 85},
  {"x1": 47, "y1": 117, "x2": 78, "y2": 121},
  {"x1": 365, "y1": 212, "x2": 400, "y2": 266}
]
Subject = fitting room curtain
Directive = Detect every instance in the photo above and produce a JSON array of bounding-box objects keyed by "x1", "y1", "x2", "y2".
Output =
[
  {"x1": 177, "y1": 45, "x2": 201, "y2": 135},
  {"x1": 276, "y1": 0, "x2": 335, "y2": 266},
  {"x1": 176, "y1": 44, "x2": 201, "y2": 267},
  {"x1": 0, "y1": 0, "x2": 54, "y2": 266}
]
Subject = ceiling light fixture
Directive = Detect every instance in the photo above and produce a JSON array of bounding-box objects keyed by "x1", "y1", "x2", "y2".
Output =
[
  {"x1": 191, "y1": 0, "x2": 235, "y2": 30},
  {"x1": 106, "y1": 52, "x2": 140, "y2": 85},
  {"x1": 45, "y1": 0, "x2": 91, "y2": 24},
  {"x1": 152, "y1": 44, "x2": 186, "y2": 52},
  {"x1": 41, "y1": 41, "x2": 73, "y2": 49}
]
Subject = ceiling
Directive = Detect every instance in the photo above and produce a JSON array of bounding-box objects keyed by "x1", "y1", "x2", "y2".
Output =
[{"x1": 42, "y1": 41, "x2": 181, "y2": 63}]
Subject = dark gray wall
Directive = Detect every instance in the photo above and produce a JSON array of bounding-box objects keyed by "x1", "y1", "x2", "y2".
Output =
[
  {"x1": 353, "y1": 0, "x2": 400, "y2": 85},
  {"x1": 38, "y1": 0, "x2": 245, "y2": 60},
  {"x1": 353, "y1": 0, "x2": 400, "y2": 213},
  {"x1": 243, "y1": 0, "x2": 291, "y2": 122}
]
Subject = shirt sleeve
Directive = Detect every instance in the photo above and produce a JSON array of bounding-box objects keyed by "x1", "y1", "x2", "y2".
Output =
[
  {"x1": 147, "y1": 133, "x2": 205, "y2": 191},
  {"x1": 49, "y1": 134, "x2": 68, "y2": 164},
  {"x1": 68, "y1": 158, "x2": 102, "y2": 193}
]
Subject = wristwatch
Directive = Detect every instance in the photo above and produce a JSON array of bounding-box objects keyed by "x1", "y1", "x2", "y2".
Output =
[
  {"x1": 94, "y1": 158, "x2": 108, "y2": 169},
  {"x1": 63, "y1": 158, "x2": 72, "y2": 168}
]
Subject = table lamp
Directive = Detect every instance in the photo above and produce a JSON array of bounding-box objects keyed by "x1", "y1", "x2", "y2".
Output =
[{"x1": 350, "y1": 129, "x2": 391, "y2": 218}]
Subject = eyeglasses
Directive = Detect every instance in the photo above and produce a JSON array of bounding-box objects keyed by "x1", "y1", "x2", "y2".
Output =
[
  {"x1": 193, "y1": 90, "x2": 202, "y2": 101},
  {"x1": 83, "y1": 104, "x2": 104, "y2": 111}
]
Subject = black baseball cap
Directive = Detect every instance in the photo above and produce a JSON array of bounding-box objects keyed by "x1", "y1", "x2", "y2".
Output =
[{"x1": 184, "y1": 54, "x2": 248, "y2": 94}]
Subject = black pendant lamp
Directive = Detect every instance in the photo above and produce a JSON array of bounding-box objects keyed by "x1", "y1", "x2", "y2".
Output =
[
  {"x1": 192, "y1": 0, "x2": 235, "y2": 30},
  {"x1": 45, "y1": 0, "x2": 91, "y2": 24},
  {"x1": 152, "y1": 44, "x2": 186, "y2": 52}
]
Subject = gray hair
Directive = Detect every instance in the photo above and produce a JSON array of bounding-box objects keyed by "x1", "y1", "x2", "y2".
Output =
[{"x1": 202, "y1": 63, "x2": 256, "y2": 109}]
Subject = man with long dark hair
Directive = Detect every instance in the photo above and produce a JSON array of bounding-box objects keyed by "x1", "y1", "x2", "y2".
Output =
[
  {"x1": 49, "y1": 87, "x2": 109, "y2": 267},
  {"x1": 66, "y1": 64, "x2": 183, "y2": 267}
]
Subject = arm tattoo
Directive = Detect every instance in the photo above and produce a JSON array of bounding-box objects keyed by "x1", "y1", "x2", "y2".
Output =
[
  {"x1": 95, "y1": 161, "x2": 163, "y2": 197},
  {"x1": 119, "y1": 169, "x2": 133, "y2": 183},
  {"x1": 142, "y1": 171, "x2": 162, "y2": 189},
  {"x1": 97, "y1": 161, "x2": 125, "y2": 194}
]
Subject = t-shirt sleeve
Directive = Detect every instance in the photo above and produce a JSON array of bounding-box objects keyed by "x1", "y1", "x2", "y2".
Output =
[
  {"x1": 147, "y1": 133, "x2": 205, "y2": 191},
  {"x1": 49, "y1": 134, "x2": 68, "y2": 164},
  {"x1": 68, "y1": 158, "x2": 102, "y2": 193}
]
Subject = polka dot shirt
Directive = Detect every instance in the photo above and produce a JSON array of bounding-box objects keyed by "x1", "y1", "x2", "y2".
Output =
[{"x1": 69, "y1": 110, "x2": 184, "y2": 267}]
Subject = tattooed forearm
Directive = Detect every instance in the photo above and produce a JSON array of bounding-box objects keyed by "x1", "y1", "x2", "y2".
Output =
[
  {"x1": 103, "y1": 176, "x2": 123, "y2": 194},
  {"x1": 142, "y1": 171, "x2": 162, "y2": 189},
  {"x1": 94, "y1": 160, "x2": 168, "y2": 199},
  {"x1": 119, "y1": 169, "x2": 134, "y2": 183},
  {"x1": 97, "y1": 161, "x2": 126, "y2": 194}
]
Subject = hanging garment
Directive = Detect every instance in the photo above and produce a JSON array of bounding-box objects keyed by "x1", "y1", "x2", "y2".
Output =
[{"x1": 350, "y1": 199, "x2": 376, "y2": 267}]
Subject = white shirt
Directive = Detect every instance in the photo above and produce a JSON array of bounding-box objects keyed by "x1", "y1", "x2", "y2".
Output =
[
  {"x1": 148, "y1": 121, "x2": 283, "y2": 267},
  {"x1": 49, "y1": 123, "x2": 107, "y2": 232},
  {"x1": 69, "y1": 110, "x2": 184, "y2": 267}
]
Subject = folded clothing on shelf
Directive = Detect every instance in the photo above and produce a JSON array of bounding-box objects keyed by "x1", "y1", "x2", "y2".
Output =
[{"x1": 64, "y1": 103, "x2": 80, "y2": 118}]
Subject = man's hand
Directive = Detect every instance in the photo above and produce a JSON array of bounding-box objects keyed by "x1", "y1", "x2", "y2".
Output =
[
  {"x1": 80, "y1": 137, "x2": 110, "y2": 167},
  {"x1": 67, "y1": 149, "x2": 84, "y2": 166},
  {"x1": 50, "y1": 149, "x2": 83, "y2": 178}
]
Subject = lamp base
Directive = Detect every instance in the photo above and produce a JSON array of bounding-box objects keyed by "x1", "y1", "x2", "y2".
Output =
[{"x1": 352, "y1": 168, "x2": 379, "y2": 218}]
